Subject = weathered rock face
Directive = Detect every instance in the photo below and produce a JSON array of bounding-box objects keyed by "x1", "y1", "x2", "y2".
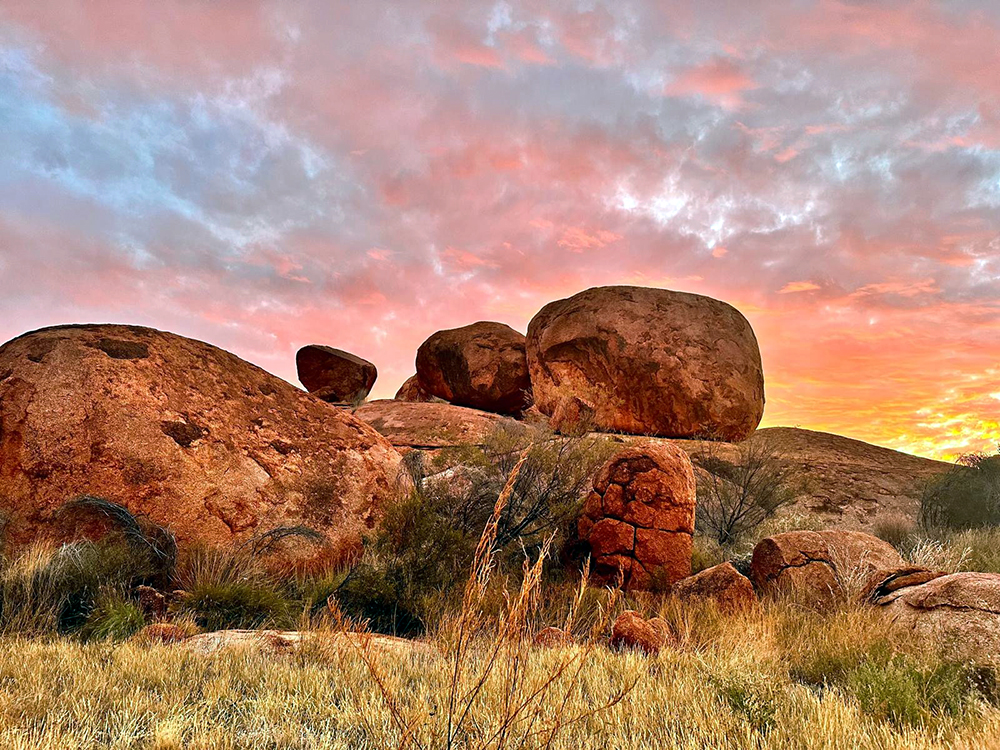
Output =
[
  {"x1": 579, "y1": 444, "x2": 696, "y2": 590},
  {"x1": 0, "y1": 325, "x2": 404, "y2": 568},
  {"x1": 750, "y1": 530, "x2": 905, "y2": 610},
  {"x1": 353, "y1": 399, "x2": 510, "y2": 450},
  {"x1": 876, "y1": 573, "x2": 1000, "y2": 665},
  {"x1": 672, "y1": 562, "x2": 757, "y2": 612},
  {"x1": 415, "y1": 322, "x2": 532, "y2": 414},
  {"x1": 526, "y1": 286, "x2": 765, "y2": 441},
  {"x1": 609, "y1": 610, "x2": 672, "y2": 654},
  {"x1": 394, "y1": 374, "x2": 442, "y2": 403},
  {"x1": 296, "y1": 345, "x2": 377, "y2": 404}
]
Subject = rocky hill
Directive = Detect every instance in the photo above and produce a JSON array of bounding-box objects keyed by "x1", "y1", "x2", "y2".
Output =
[{"x1": 669, "y1": 427, "x2": 950, "y2": 531}]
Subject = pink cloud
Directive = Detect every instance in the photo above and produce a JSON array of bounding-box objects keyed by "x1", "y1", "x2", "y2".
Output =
[{"x1": 665, "y1": 57, "x2": 757, "y2": 108}]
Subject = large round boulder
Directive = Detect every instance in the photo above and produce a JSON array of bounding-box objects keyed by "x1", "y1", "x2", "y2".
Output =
[
  {"x1": 0, "y1": 325, "x2": 405, "y2": 568},
  {"x1": 296, "y1": 345, "x2": 377, "y2": 404},
  {"x1": 579, "y1": 443, "x2": 696, "y2": 590},
  {"x1": 525, "y1": 286, "x2": 765, "y2": 440},
  {"x1": 876, "y1": 573, "x2": 1000, "y2": 665},
  {"x1": 750, "y1": 530, "x2": 905, "y2": 610},
  {"x1": 415, "y1": 322, "x2": 531, "y2": 414}
]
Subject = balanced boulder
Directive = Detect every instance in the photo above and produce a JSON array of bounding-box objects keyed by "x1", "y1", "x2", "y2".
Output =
[
  {"x1": 296, "y1": 345, "x2": 376, "y2": 404},
  {"x1": 750, "y1": 530, "x2": 905, "y2": 610},
  {"x1": 579, "y1": 444, "x2": 696, "y2": 590},
  {"x1": 0, "y1": 325, "x2": 404, "y2": 568},
  {"x1": 526, "y1": 286, "x2": 764, "y2": 441},
  {"x1": 415, "y1": 322, "x2": 531, "y2": 414}
]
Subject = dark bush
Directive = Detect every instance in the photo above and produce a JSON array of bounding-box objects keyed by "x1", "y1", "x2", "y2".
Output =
[{"x1": 921, "y1": 451, "x2": 1000, "y2": 531}]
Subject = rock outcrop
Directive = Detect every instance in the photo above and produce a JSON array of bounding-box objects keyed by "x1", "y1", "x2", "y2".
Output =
[
  {"x1": 525, "y1": 286, "x2": 764, "y2": 441},
  {"x1": 609, "y1": 610, "x2": 672, "y2": 654},
  {"x1": 353, "y1": 399, "x2": 509, "y2": 450},
  {"x1": 415, "y1": 322, "x2": 531, "y2": 414},
  {"x1": 0, "y1": 325, "x2": 404, "y2": 568},
  {"x1": 672, "y1": 562, "x2": 757, "y2": 612},
  {"x1": 750, "y1": 530, "x2": 905, "y2": 610},
  {"x1": 875, "y1": 572, "x2": 1000, "y2": 665},
  {"x1": 579, "y1": 444, "x2": 696, "y2": 590},
  {"x1": 296, "y1": 345, "x2": 377, "y2": 404},
  {"x1": 179, "y1": 629, "x2": 432, "y2": 658}
]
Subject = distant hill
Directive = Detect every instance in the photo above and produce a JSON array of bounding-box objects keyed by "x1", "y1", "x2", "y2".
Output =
[{"x1": 672, "y1": 427, "x2": 951, "y2": 531}]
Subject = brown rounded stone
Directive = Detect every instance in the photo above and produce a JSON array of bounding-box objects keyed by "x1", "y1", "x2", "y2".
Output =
[
  {"x1": 415, "y1": 321, "x2": 531, "y2": 414},
  {"x1": 296, "y1": 345, "x2": 377, "y2": 404},
  {"x1": 526, "y1": 286, "x2": 764, "y2": 440},
  {"x1": 878, "y1": 573, "x2": 1000, "y2": 665},
  {"x1": 609, "y1": 610, "x2": 672, "y2": 654},
  {"x1": 394, "y1": 374, "x2": 442, "y2": 403},
  {"x1": 353, "y1": 399, "x2": 510, "y2": 449},
  {"x1": 0, "y1": 325, "x2": 404, "y2": 569},
  {"x1": 534, "y1": 626, "x2": 573, "y2": 648},
  {"x1": 671, "y1": 562, "x2": 757, "y2": 612}
]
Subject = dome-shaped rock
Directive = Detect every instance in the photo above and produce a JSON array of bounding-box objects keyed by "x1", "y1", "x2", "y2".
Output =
[
  {"x1": 296, "y1": 345, "x2": 376, "y2": 404},
  {"x1": 0, "y1": 325, "x2": 404, "y2": 569},
  {"x1": 415, "y1": 322, "x2": 531, "y2": 414},
  {"x1": 526, "y1": 286, "x2": 764, "y2": 441}
]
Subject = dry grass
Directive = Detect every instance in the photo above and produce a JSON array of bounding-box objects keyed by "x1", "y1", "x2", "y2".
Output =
[{"x1": 2, "y1": 599, "x2": 1000, "y2": 749}]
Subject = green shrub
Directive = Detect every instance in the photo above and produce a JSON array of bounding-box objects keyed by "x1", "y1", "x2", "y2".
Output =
[
  {"x1": 921, "y1": 452, "x2": 1000, "y2": 532},
  {"x1": 181, "y1": 580, "x2": 296, "y2": 631},
  {"x1": 845, "y1": 649, "x2": 992, "y2": 728},
  {"x1": 873, "y1": 514, "x2": 917, "y2": 552},
  {"x1": 692, "y1": 433, "x2": 802, "y2": 548},
  {"x1": 713, "y1": 674, "x2": 778, "y2": 735},
  {"x1": 332, "y1": 424, "x2": 616, "y2": 633},
  {"x1": 80, "y1": 591, "x2": 146, "y2": 641},
  {"x1": 0, "y1": 538, "x2": 157, "y2": 636}
]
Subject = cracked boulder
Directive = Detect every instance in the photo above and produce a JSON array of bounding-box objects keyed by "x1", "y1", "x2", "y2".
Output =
[
  {"x1": 579, "y1": 443, "x2": 696, "y2": 590},
  {"x1": 525, "y1": 286, "x2": 765, "y2": 440},
  {"x1": 415, "y1": 321, "x2": 532, "y2": 414},
  {"x1": 875, "y1": 572, "x2": 1000, "y2": 665},
  {"x1": 0, "y1": 324, "x2": 404, "y2": 569},
  {"x1": 296, "y1": 345, "x2": 377, "y2": 404},
  {"x1": 750, "y1": 530, "x2": 905, "y2": 610}
]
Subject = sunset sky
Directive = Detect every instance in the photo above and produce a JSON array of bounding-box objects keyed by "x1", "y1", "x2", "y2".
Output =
[{"x1": 1, "y1": 1, "x2": 998, "y2": 461}]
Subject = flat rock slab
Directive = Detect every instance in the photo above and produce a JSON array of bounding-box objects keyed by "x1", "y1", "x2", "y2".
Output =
[{"x1": 353, "y1": 400, "x2": 512, "y2": 449}]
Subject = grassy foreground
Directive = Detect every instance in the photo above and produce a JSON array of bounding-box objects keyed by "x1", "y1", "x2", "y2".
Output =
[{"x1": 3, "y1": 599, "x2": 1000, "y2": 750}]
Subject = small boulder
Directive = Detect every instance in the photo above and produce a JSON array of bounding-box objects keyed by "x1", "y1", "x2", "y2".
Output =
[
  {"x1": 415, "y1": 322, "x2": 531, "y2": 414},
  {"x1": 609, "y1": 610, "x2": 672, "y2": 655},
  {"x1": 394, "y1": 374, "x2": 442, "y2": 403},
  {"x1": 672, "y1": 562, "x2": 757, "y2": 612},
  {"x1": 750, "y1": 530, "x2": 905, "y2": 610},
  {"x1": 526, "y1": 286, "x2": 764, "y2": 440},
  {"x1": 534, "y1": 626, "x2": 573, "y2": 648},
  {"x1": 877, "y1": 573, "x2": 1000, "y2": 665},
  {"x1": 580, "y1": 444, "x2": 696, "y2": 590},
  {"x1": 296, "y1": 345, "x2": 377, "y2": 404}
]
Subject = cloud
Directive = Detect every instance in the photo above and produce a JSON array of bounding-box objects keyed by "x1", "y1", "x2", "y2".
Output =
[{"x1": 0, "y1": 0, "x2": 998, "y2": 460}]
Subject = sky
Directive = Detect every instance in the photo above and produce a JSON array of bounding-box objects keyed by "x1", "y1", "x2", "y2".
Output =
[{"x1": 0, "y1": 1, "x2": 998, "y2": 461}]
